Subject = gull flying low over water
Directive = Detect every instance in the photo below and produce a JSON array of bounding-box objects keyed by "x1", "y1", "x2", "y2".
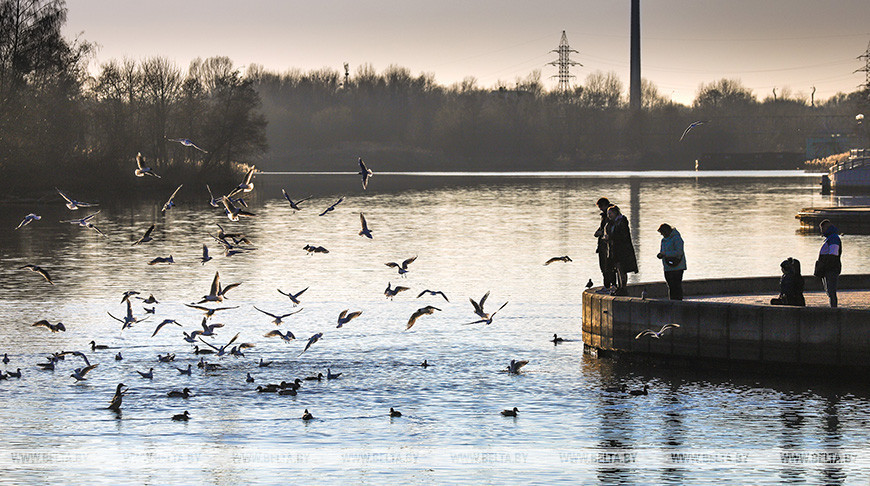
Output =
[
  {"x1": 254, "y1": 306, "x2": 303, "y2": 325},
  {"x1": 417, "y1": 289, "x2": 449, "y2": 302},
  {"x1": 137, "y1": 294, "x2": 159, "y2": 304},
  {"x1": 679, "y1": 120, "x2": 707, "y2": 142},
  {"x1": 318, "y1": 196, "x2": 344, "y2": 216},
  {"x1": 336, "y1": 310, "x2": 362, "y2": 328},
  {"x1": 635, "y1": 323, "x2": 681, "y2": 340},
  {"x1": 303, "y1": 244, "x2": 329, "y2": 254},
  {"x1": 200, "y1": 244, "x2": 213, "y2": 264},
  {"x1": 384, "y1": 282, "x2": 409, "y2": 300},
  {"x1": 162, "y1": 184, "x2": 183, "y2": 212},
  {"x1": 196, "y1": 317, "x2": 225, "y2": 337},
  {"x1": 31, "y1": 320, "x2": 66, "y2": 332},
  {"x1": 359, "y1": 212, "x2": 373, "y2": 238},
  {"x1": 185, "y1": 303, "x2": 239, "y2": 319},
  {"x1": 385, "y1": 256, "x2": 416, "y2": 277},
  {"x1": 151, "y1": 319, "x2": 181, "y2": 337},
  {"x1": 231, "y1": 166, "x2": 256, "y2": 194},
  {"x1": 205, "y1": 184, "x2": 222, "y2": 208},
  {"x1": 108, "y1": 299, "x2": 150, "y2": 329},
  {"x1": 60, "y1": 210, "x2": 105, "y2": 236},
  {"x1": 358, "y1": 157, "x2": 373, "y2": 190},
  {"x1": 281, "y1": 189, "x2": 312, "y2": 210},
  {"x1": 198, "y1": 332, "x2": 240, "y2": 357},
  {"x1": 469, "y1": 291, "x2": 507, "y2": 321},
  {"x1": 405, "y1": 306, "x2": 441, "y2": 331},
  {"x1": 216, "y1": 224, "x2": 252, "y2": 246},
  {"x1": 132, "y1": 224, "x2": 155, "y2": 245},
  {"x1": 121, "y1": 291, "x2": 140, "y2": 303},
  {"x1": 544, "y1": 256, "x2": 572, "y2": 265},
  {"x1": 135, "y1": 152, "x2": 161, "y2": 178},
  {"x1": 167, "y1": 138, "x2": 207, "y2": 153},
  {"x1": 70, "y1": 364, "x2": 98, "y2": 381},
  {"x1": 56, "y1": 188, "x2": 98, "y2": 210},
  {"x1": 264, "y1": 329, "x2": 295, "y2": 342},
  {"x1": 148, "y1": 255, "x2": 174, "y2": 265},
  {"x1": 19, "y1": 264, "x2": 53, "y2": 285},
  {"x1": 15, "y1": 213, "x2": 41, "y2": 230},
  {"x1": 277, "y1": 287, "x2": 308, "y2": 306},
  {"x1": 221, "y1": 196, "x2": 256, "y2": 222},
  {"x1": 298, "y1": 333, "x2": 323, "y2": 356},
  {"x1": 465, "y1": 301, "x2": 508, "y2": 325},
  {"x1": 506, "y1": 359, "x2": 529, "y2": 374},
  {"x1": 197, "y1": 271, "x2": 241, "y2": 303}
]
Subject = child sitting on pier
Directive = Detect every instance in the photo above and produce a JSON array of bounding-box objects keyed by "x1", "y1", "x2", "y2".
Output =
[{"x1": 770, "y1": 258, "x2": 805, "y2": 307}]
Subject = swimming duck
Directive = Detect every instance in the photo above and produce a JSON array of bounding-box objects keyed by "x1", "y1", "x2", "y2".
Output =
[
  {"x1": 137, "y1": 368, "x2": 153, "y2": 379},
  {"x1": 177, "y1": 364, "x2": 192, "y2": 375},
  {"x1": 115, "y1": 352, "x2": 123, "y2": 361},
  {"x1": 7, "y1": 368, "x2": 21, "y2": 378},
  {"x1": 389, "y1": 407, "x2": 402, "y2": 418},
  {"x1": 304, "y1": 373, "x2": 323, "y2": 381},
  {"x1": 278, "y1": 388, "x2": 297, "y2": 396},
  {"x1": 246, "y1": 373, "x2": 255, "y2": 383},
  {"x1": 551, "y1": 334, "x2": 564, "y2": 344},
  {"x1": 2, "y1": 353, "x2": 9, "y2": 364},
  {"x1": 326, "y1": 369, "x2": 341, "y2": 380},
  {"x1": 501, "y1": 407, "x2": 519, "y2": 417},
  {"x1": 301, "y1": 409, "x2": 314, "y2": 421},
  {"x1": 167, "y1": 388, "x2": 191, "y2": 399},
  {"x1": 629, "y1": 385, "x2": 649, "y2": 396},
  {"x1": 108, "y1": 383, "x2": 127, "y2": 411},
  {"x1": 171, "y1": 411, "x2": 191, "y2": 421},
  {"x1": 258, "y1": 358, "x2": 272, "y2": 368},
  {"x1": 421, "y1": 360, "x2": 430, "y2": 368}
]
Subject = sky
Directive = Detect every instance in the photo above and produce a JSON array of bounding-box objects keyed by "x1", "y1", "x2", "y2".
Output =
[{"x1": 63, "y1": 0, "x2": 870, "y2": 106}]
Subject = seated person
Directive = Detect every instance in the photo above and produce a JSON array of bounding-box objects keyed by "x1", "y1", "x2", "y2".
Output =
[{"x1": 770, "y1": 257, "x2": 805, "y2": 306}]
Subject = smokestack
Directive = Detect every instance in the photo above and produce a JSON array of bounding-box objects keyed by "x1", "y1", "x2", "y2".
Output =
[{"x1": 630, "y1": 0, "x2": 641, "y2": 111}]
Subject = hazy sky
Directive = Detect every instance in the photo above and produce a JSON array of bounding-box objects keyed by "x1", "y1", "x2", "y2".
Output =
[{"x1": 64, "y1": 0, "x2": 870, "y2": 106}]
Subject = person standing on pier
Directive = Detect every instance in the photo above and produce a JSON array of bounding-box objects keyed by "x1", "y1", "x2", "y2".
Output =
[
  {"x1": 656, "y1": 223, "x2": 686, "y2": 300},
  {"x1": 605, "y1": 205, "x2": 638, "y2": 295},
  {"x1": 815, "y1": 219, "x2": 842, "y2": 307},
  {"x1": 593, "y1": 197, "x2": 616, "y2": 289}
]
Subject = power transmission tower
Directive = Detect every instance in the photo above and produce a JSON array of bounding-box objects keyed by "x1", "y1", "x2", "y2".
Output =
[
  {"x1": 548, "y1": 31, "x2": 581, "y2": 93},
  {"x1": 858, "y1": 40, "x2": 870, "y2": 92}
]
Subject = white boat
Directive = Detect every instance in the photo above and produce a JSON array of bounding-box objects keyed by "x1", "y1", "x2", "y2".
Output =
[{"x1": 830, "y1": 149, "x2": 870, "y2": 189}]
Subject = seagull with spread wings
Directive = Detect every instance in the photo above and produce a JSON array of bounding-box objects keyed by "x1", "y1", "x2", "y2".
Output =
[
  {"x1": 264, "y1": 329, "x2": 296, "y2": 342},
  {"x1": 167, "y1": 137, "x2": 207, "y2": 153},
  {"x1": 336, "y1": 310, "x2": 362, "y2": 328},
  {"x1": 359, "y1": 212, "x2": 373, "y2": 238},
  {"x1": 135, "y1": 152, "x2": 161, "y2": 178},
  {"x1": 56, "y1": 188, "x2": 98, "y2": 210},
  {"x1": 385, "y1": 256, "x2": 416, "y2": 277},
  {"x1": 162, "y1": 184, "x2": 183, "y2": 212},
  {"x1": 635, "y1": 323, "x2": 680, "y2": 340},
  {"x1": 281, "y1": 189, "x2": 312, "y2": 211},
  {"x1": 298, "y1": 333, "x2": 323, "y2": 356},
  {"x1": 277, "y1": 287, "x2": 308, "y2": 306},
  {"x1": 19, "y1": 264, "x2": 53, "y2": 285},
  {"x1": 405, "y1": 306, "x2": 441, "y2": 330},
  {"x1": 15, "y1": 213, "x2": 40, "y2": 230},
  {"x1": 253, "y1": 306, "x2": 302, "y2": 325},
  {"x1": 318, "y1": 196, "x2": 344, "y2": 216},
  {"x1": 198, "y1": 332, "x2": 240, "y2": 357},
  {"x1": 416, "y1": 289, "x2": 449, "y2": 302},
  {"x1": 132, "y1": 224, "x2": 155, "y2": 246},
  {"x1": 358, "y1": 157, "x2": 373, "y2": 190}
]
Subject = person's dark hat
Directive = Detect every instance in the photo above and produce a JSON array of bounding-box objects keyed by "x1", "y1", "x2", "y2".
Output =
[
  {"x1": 596, "y1": 197, "x2": 610, "y2": 208},
  {"x1": 657, "y1": 223, "x2": 672, "y2": 233}
]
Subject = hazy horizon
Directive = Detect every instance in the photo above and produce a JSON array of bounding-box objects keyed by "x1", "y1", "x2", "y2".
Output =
[{"x1": 64, "y1": 0, "x2": 870, "y2": 106}]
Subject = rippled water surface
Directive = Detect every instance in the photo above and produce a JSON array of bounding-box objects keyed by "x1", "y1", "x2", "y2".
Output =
[{"x1": 2, "y1": 172, "x2": 870, "y2": 485}]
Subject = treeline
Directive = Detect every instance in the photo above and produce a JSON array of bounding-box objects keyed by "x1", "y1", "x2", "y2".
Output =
[
  {"x1": 252, "y1": 66, "x2": 869, "y2": 171},
  {"x1": 2, "y1": 0, "x2": 869, "y2": 195},
  {"x1": 0, "y1": 0, "x2": 264, "y2": 196}
]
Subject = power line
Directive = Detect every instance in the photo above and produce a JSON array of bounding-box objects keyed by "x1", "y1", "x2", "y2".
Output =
[{"x1": 547, "y1": 31, "x2": 581, "y2": 93}]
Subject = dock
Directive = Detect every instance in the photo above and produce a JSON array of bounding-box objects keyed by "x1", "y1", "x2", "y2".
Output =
[
  {"x1": 582, "y1": 274, "x2": 870, "y2": 374},
  {"x1": 795, "y1": 206, "x2": 870, "y2": 233}
]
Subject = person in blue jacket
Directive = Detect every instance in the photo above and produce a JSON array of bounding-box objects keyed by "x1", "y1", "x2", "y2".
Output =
[
  {"x1": 656, "y1": 223, "x2": 686, "y2": 300},
  {"x1": 815, "y1": 219, "x2": 842, "y2": 307}
]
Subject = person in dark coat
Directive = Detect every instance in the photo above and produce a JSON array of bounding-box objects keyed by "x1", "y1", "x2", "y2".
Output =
[
  {"x1": 815, "y1": 219, "x2": 842, "y2": 307},
  {"x1": 593, "y1": 197, "x2": 616, "y2": 288},
  {"x1": 604, "y1": 205, "x2": 638, "y2": 295},
  {"x1": 770, "y1": 257, "x2": 805, "y2": 306}
]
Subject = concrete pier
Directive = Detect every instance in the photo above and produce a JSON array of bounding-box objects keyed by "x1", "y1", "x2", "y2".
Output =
[
  {"x1": 581, "y1": 274, "x2": 870, "y2": 372},
  {"x1": 795, "y1": 206, "x2": 870, "y2": 233}
]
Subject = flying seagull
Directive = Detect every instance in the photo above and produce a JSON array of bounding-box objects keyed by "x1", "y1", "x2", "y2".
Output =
[
  {"x1": 60, "y1": 210, "x2": 105, "y2": 236},
  {"x1": 405, "y1": 306, "x2": 441, "y2": 330},
  {"x1": 200, "y1": 244, "x2": 213, "y2": 264},
  {"x1": 56, "y1": 188, "x2": 98, "y2": 210},
  {"x1": 167, "y1": 138, "x2": 207, "y2": 153},
  {"x1": 635, "y1": 323, "x2": 681, "y2": 340},
  {"x1": 385, "y1": 256, "x2": 416, "y2": 277},
  {"x1": 358, "y1": 212, "x2": 373, "y2": 238},
  {"x1": 162, "y1": 184, "x2": 183, "y2": 212},
  {"x1": 205, "y1": 184, "x2": 222, "y2": 208},
  {"x1": 132, "y1": 224, "x2": 155, "y2": 246},
  {"x1": 19, "y1": 264, "x2": 53, "y2": 285},
  {"x1": 384, "y1": 282, "x2": 410, "y2": 300},
  {"x1": 15, "y1": 213, "x2": 41, "y2": 230},
  {"x1": 281, "y1": 190, "x2": 311, "y2": 210},
  {"x1": 358, "y1": 157, "x2": 373, "y2": 190},
  {"x1": 277, "y1": 287, "x2": 308, "y2": 306},
  {"x1": 298, "y1": 333, "x2": 323, "y2": 356},
  {"x1": 465, "y1": 301, "x2": 508, "y2": 325},
  {"x1": 544, "y1": 256, "x2": 572, "y2": 265},
  {"x1": 264, "y1": 329, "x2": 295, "y2": 342},
  {"x1": 151, "y1": 319, "x2": 181, "y2": 337},
  {"x1": 135, "y1": 152, "x2": 161, "y2": 178},
  {"x1": 221, "y1": 196, "x2": 255, "y2": 222},
  {"x1": 318, "y1": 196, "x2": 344, "y2": 216},
  {"x1": 679, "y1": 120, "x2": 707, "y2": 142},
  {"x1": 416, "y1": 289, "x2": 449, "y2": 302},
  {"x1": 253, "y1": 306, "x2": 303, "y2": 325},
  {"x1": 506, "y1": 359, "x2": 528, "y2": 374},
  {"x1": 31, "y1": 320, "x2": 66, "y2": 332},
  {"x1": 336, "y1": 310, "x2": 362, "y2": 328}
]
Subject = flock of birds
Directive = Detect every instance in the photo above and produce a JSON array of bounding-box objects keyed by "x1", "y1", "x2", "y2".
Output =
[{"x1": 5, "y1": 150, "x2": 667, "y2": 425}]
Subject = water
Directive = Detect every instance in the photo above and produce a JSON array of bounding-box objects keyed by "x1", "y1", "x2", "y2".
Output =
[{"x1": 2, "y1": 172, "x2": 870, "y2": 485}]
